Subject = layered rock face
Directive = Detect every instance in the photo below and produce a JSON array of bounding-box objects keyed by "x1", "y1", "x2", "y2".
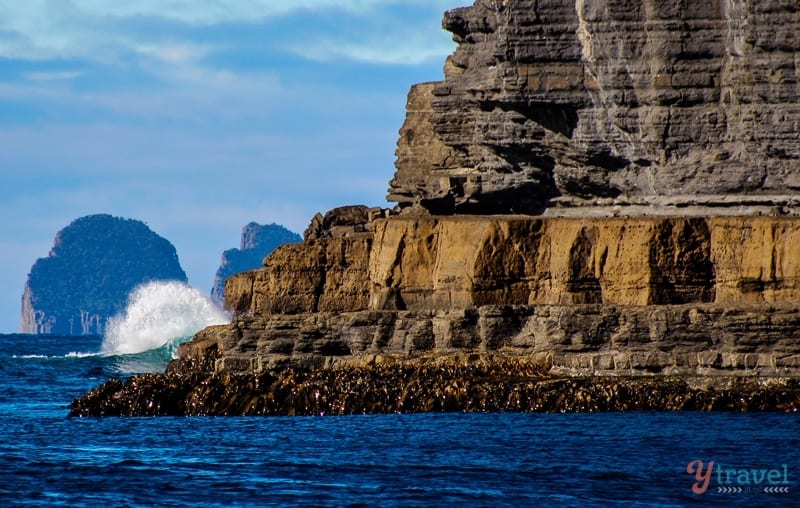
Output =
[
  {"x1": 215, "y1": 215, "x2": 800, "y2": 376},
  {"x1": 228, "y1": 216, "x2": 800, "y2": 314},
  {"x1": 389, "y1": 0, "x2": 800, "y2": 214},
  {"x1": 211, "y1": 0, "x2": 800, "y2": 376}
]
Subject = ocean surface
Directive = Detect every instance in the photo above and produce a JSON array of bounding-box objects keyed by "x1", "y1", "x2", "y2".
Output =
[{"x1": 1, "y1": 332, "x2": 798, "y2": 507}]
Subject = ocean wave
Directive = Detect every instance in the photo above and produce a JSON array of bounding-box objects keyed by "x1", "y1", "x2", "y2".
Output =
[{"x1": 101, "y1": 280, "x2": 229, "y2": 357}]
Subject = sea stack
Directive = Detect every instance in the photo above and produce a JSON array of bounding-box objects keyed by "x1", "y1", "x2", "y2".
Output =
[
  {"x1": 22, "y1": 214, "x2": 187, "y2": 335},
  {"x1": 72, "y1": 0, "x2": 800, "y2": 415},
  {"x1": 210, "y1": 223, "x2": 300, "y2": 306}
]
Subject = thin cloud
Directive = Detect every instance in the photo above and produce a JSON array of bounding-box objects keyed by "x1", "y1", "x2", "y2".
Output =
[
  {"x1": 294, "y1": 34, "x2": 455, "y2": 66},
  {"x1": 68, "y1": 0, "x2": 455, "y2": 25},
  {"x1": 23, "y1": 71, "x2": 84, "y2": 81},
  {"x1": 0, "y1": 0, "x2": 457, "y2": 64},
  {"x1": 134, "y1": 42, "x2": 214, "y2": 66}
]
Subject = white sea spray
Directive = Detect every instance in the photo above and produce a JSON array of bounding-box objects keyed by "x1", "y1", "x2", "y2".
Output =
[{"x1": 101, "y1": 281, "x2": 229, "y2": 357}]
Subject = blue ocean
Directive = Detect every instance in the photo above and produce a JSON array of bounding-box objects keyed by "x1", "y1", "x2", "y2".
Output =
[{"x1": 1, "y1": 330, "x2": 798, "y2": 507}]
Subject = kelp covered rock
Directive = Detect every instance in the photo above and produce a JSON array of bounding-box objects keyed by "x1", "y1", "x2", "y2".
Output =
[{"x1": 71, "y1": 355, "x2": 800, "y2": 417}]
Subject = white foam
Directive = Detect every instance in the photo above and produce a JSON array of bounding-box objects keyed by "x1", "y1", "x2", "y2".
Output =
[
  {"x1": 13, "y1": 352, "x2": 99, "y2": 359},
  {"x1": 101, "y1": 281, "x2": 229, "y2": 357},
  {"x1": 65, "y1": 351, "x2": 99, "y2": 358}
]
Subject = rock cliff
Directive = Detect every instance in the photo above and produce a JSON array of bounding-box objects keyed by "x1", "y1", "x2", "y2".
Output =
[
  {"x1": 389, "y1": 0, "x2": 800, "y2": 214},
  {"x1": 22, "y1": 214, "x2": 187, "y2": 335},
  {"x1": 227, "y1": 216, "x2": 800, "y2": 314},
  {"x1": 205, "y1": 215, "x2": 800, "y2": 376},
  {"x1": 72, "y1": 0, "x2": 800, "y2": 415},
  {"x1": 210, "y1": 222, "x2": 300, "y2": 306}
]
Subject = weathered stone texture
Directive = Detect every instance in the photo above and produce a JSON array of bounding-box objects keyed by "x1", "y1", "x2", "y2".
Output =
[
  {"x1": 712, "y1": 217, "x2": 800, "y2": 302},
  {"x1": 225, "y1": 236, "x2": 372, "y2": 316},
  {"x1": 388, "y1": 0, "x2": 800, "y2": 214},
  {"x1": 209, "y1": 215, "x2": 800, "y2": 376},
  {"x1": 174, "y1": 303, "x2": 800, "y2": 377},
  {"x1": 227, "y1": 216, "x2": 800, "y2": 316}
]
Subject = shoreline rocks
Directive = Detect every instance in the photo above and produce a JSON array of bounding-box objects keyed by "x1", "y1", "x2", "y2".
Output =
[{"x1": 70, "y1": 354, "x2": 800, "y2": 417}]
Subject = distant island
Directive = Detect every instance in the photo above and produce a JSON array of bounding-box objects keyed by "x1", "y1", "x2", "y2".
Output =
[
  {"x1": 22, "y1": 214, "x2": 187, "y2": 335},
  {"x1": 210, "y1": 223, "x2": 300, "y2": 306}
]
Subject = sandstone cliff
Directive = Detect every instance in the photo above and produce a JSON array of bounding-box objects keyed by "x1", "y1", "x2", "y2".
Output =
[
  {"x1": 210, "y1": 222, "x2": 300, "y2": 306},
  {"x1": 207, "y1": 214, "x2": 800, "y2": 376},
  {"x1": 200, "y1": 0, "x2": 800, "y2": 340},
  {"x1": 227, "y1": 216, "x2": 800, "y2": 313},
  {"x1": 389, "y1": 0, "x2": 800, "y2": 214},
  {"x1": 22, "y1": 214, "x2": 187, "y2": 335}
]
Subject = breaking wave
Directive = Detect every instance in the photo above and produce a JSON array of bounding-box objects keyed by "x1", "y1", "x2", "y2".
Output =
[{"x1": 101, "y1": 281, "x2": 229, "y2": 358}]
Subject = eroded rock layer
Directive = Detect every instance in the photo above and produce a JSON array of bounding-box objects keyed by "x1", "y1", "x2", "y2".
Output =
[
  {"x1": 172, "y1": 304, "x2": 800, "y2": 378},
  {"x1": 226, "y1": 216, "x2": 800, "y2": 315},
  {"x1": 389, "y1": 0, "x2": 800, "y2": 214},
  {"x1": 194, "y1": 214, "x2": 800, "y2": 380}
]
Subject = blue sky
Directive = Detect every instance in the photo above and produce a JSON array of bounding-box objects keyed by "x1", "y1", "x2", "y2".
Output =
[{"x1": 0, "y1": 0, "x2": 458, "y2": 332}]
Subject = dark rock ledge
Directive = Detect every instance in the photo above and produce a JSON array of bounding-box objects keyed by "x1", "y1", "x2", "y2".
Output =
[{"x1": 70, "y1": 355, "x2": 800, "y2": 417}]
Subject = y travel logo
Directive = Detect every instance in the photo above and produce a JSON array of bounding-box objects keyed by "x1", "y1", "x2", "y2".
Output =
[{"x1": 687, "y1": 460, "x2": 791, "y2": 495}]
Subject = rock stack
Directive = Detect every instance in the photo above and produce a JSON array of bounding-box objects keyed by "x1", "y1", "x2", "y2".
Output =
[{"x1": 23, "y1": 214, "x2": 187, "y2": 335}]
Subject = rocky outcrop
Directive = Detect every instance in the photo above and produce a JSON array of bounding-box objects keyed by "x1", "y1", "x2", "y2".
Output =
[
  {"x1": 71, "y1": 1, "x2": 800, "y2": 416},
  {"x1": 227, "y1": 216, "x2": 800, "y2": 315},
  {"x1": 224, "y1": 206, "x2": 392, "y2": 315},
  {"x1": 224, "y1": 236, "x2": 373, "y2": 316},
  {"x1": 21, "y1": 214, "x2": 187, "y2": 335},
  {"x1": 303, "y1": 205, "x2": 389, "y2": 240},
  {"x1": 388, "y1": 0, "x2": 800, "y2": 214},
  {"x1": 174, "y1": 215, "x2": 800, "y2": 379},
  {"x1": 210, "y1": 222, "x2": 300, "y2": 306},
  {"x1": 70, "y1": 357, "x2": 800, "y2": 417},
  {"x1": 169, "y1": 303, "x2": 800, "y2": 378}
]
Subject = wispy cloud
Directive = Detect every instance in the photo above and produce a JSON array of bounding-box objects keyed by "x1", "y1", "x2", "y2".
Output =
[
  {"x1": 23, "y1": 71, "x2": 84, "y2": 81},
  {"x1": 293, "y1": 33, "x2": 455, "y2": 66},
  {"x1": 0, "y1": 0, "x2": 456, "y2": 63},
  {"x1": 134, "y1": 42, "x2": 213, "y2": 66},
  {"x1": 67, "y1": 0, "x2": 455, "y2": 25}
]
